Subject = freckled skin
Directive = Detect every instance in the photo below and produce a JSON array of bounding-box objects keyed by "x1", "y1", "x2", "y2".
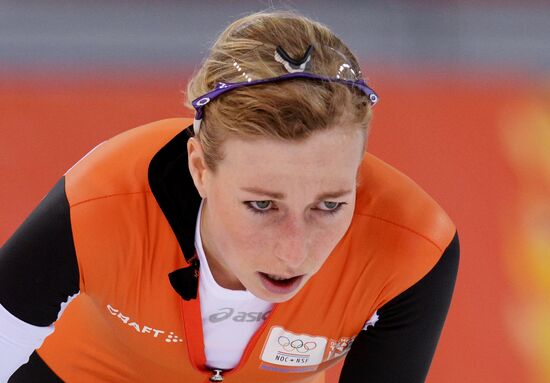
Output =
[{"x1": 187, "y1": 127, "x2": 365, "y2": 303}]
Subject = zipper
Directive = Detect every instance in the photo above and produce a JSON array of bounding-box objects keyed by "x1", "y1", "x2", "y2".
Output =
[
  {"x1": 181, "y1": 291, "x2": 207, "y2": 372},
  {"x1": 209, "y1": 369, "x2": 224, "y2": 382},
  {"x1": 203, "y1": 304, "x2": 280, "y2": 381},
  {"x1": 180, "y1": 283, "x2": 281, "y2": 382}
]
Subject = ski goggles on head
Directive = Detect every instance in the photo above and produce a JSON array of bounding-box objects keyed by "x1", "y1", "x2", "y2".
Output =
[{"x1": 191, "y1": 45, "x2": 379, "y2": 136}]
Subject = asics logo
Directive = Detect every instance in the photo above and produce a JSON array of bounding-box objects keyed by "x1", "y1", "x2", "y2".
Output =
[{"x1": 208, "y1": 307, "x2": 271, "y2": 323}]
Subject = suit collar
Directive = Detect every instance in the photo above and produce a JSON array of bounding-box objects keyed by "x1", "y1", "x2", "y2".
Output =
[{"x1": 148, "y1": 125, "x2": 201, "y2": 300}]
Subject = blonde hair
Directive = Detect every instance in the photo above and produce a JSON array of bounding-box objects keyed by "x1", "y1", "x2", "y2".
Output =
[{"x1": 186, "y1": 10, "x2": 373, "y2": 170}]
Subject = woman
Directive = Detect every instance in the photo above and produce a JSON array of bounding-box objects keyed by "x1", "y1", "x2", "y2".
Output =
[{"x1": 0, "y1": 11, "x2": 459, "y2": 383}]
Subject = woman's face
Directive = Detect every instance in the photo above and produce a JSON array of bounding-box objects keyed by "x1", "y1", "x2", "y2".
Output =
[{"x1": 188, "y1": 126, "x2": 364, "y2": 303}]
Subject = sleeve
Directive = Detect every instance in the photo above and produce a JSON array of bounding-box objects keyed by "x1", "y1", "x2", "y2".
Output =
[
  {"x1": 0, "y1": 177, "x2": 80, "y2": 380},
  {"x1": 339, "y1": 232, "x2": 460, "y2": 383}
]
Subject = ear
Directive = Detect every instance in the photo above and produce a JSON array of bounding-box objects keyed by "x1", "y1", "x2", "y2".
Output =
[{"x1": 187, "y1": 137, "x2": 208, "y2": 198}]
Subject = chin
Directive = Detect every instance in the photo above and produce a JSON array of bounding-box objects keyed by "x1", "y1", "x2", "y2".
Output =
[{"x1": 255, "y1": 290, "x2": 300, "y2": 303}]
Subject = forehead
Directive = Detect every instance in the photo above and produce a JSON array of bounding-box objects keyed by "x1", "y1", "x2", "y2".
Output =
[{"x1": 215, "y1": 128, "x2": 364, "y2": 187}]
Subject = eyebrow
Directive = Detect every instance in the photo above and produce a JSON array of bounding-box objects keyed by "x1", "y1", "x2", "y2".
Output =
[{"x1": 241, "y1": 187, "x2": 353, "y2": 200}]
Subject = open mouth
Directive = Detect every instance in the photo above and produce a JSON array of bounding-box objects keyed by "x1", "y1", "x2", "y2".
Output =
[{"x1": 258, "y1": 272, "x2": 304, "y2": 295}]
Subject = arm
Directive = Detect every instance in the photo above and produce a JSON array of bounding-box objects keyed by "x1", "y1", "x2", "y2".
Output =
[
  {"x1": 339, "y1": 233, "x2": 460, "y2": 383},
  {"x1": 0, "y1": 178, "x2": 80, "y2": 380}
]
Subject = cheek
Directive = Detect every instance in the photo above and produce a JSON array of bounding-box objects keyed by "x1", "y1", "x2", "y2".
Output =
[
  {"x1": 313, "y1": 209, "x2": 355, "y2": 258},
  {"x1": 224, "y1": 218, "x2": 285, "y2": 269},
  {"x1": 213, "y1": 202, "x2": 263, "y2": 261},
  {"x1": 311, "y1": 230, "x2": 341, "y2": 263}
]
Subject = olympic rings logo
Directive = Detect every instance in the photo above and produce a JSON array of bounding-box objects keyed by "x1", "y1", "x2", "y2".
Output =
[{"x1": 278, "y1": 336, "x2": 317, "y2": 353}]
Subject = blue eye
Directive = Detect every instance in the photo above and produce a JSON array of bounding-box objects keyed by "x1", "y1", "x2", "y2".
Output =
[
  {"x1": 321, "y1": 201, "x2": 339, "y2": 210},
  {"x1": 245, "y1": 200, "x2": 273, "y2": 214},
  {"x1": 315, "y1": 201, "x2": 345, "y2": 214}
]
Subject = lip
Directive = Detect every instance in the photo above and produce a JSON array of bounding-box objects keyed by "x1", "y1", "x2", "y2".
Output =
[{"x1": 258, "y1": 272, "x2": 304, "y2": 295}]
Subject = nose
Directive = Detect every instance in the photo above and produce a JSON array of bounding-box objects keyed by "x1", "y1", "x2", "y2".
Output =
[{"x1": 274, "y1": 217, "x2": 309, "y2": 269}]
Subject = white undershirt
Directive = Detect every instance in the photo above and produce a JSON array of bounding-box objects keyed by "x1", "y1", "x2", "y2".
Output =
[
  {"x1": 0, "y1": 293, "x2": 78, "y2": 381},
  {"x1": 195, "y1": 201, "x2": 273, "y2": 370}
]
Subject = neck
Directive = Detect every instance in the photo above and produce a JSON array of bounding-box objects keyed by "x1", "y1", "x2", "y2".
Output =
[{"x1": 199, "y1": 200, "x2": 246, "y2": 290}]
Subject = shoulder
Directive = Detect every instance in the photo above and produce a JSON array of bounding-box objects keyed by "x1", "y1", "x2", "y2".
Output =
[
  {"x1": 64, "y1": 118, "x2": 192, "y2": 206},
  {"x1": 61, "y1": 119, "x2": 193, "y2": 292},
  {"x1": 344, "y1": 153, "x2": 456, "y2": 305},
  {"x1": 354, "y1": 152, "x2": 455, "y2": 252}
]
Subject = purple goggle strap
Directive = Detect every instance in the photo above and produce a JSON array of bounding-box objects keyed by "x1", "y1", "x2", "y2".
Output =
[{"x1": 191, "y1": 72, "x2": 379, "y2": 130}]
